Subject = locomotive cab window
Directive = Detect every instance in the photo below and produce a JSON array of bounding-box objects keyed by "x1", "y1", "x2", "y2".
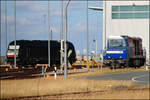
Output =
[
  {"x1": 108, "y1": 39, "x2": 123, "y2": 47},
  {"x1": 7, "y1": 45, "x2": 20, "y2": 57}
]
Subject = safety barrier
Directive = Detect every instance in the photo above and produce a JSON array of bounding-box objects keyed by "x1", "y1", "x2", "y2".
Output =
[
  {"x1": 0, "y1": 65, "x2": 19, "y2": 72},
  {"x1": 36, "y1": 64, "x2": 49, "y2": 78}
]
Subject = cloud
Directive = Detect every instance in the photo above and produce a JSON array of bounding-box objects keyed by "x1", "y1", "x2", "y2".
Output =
[
  {"x1": 73, "y1": 22, "x2": 86, "y2": 33},
  {"x1": 17, "y1": 17, "x2": 31, "y2": 25},
  {"x1": 28, "y1": 4, "x2": 47, "y2": 12},
  {"x1": 17, "y1": 1, "x2": 85, "y2": 16},
  {"x1": 68, "y1": 1, "x2": 85, "y2": 10},
  {"x1": 1, "y1": 15, "x2": 32, "y2": 26},
  {"x1": 51, "y1": 27, "x2": 59, "y2": 33},
  {"x1": 1, "y1": 1, "x2": 103, "y2": 56}
]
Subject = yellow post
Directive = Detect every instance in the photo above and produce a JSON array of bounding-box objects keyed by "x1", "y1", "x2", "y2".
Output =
[
  {"x1": 10, "y1": 66, "x2": 12, "y2": 69},
  {"x1": 74, "y1": 68, "x2": 76, "y2": 72},
  {"x1": 146, "y1": 66, "x2": 148, "y2": 70},
  {"x1": 16, "y1": 66, "x2": 18, "y2": 69},
  {"x1": 88, "y1": 61, "x2": 91, "y2": 70},
  {"x1": 46, "y1": 65, "x2": 48, "y2": 69}
]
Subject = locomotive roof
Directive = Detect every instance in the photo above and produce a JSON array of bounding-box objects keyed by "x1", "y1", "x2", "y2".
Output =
[
  {"x1": 108, "y1": 36, "x2": 124, "y2": 40},
  {"x1": 9, "y1": 40, "x2": 73, "y2": 46},
  {"x1": 9, "y1": 40, "x2": 60, "y2": 45},
  {"x1": 108, "y1": 35, "x2": 142, "y2": 40},
  {"x1": 121, "y1": 35, "x2": 142, "y2": 40}
]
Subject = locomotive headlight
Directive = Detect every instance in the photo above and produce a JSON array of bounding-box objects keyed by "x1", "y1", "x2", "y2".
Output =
[
  {"x1": 119, "y1": 56, "x2": 122, "y2": 59},
  {"x1": 106, "y1": 51, "x2": 123, "y2": 54},
  {"x1": 108, "y1": 56, "x2": 111, "y2": 58}
]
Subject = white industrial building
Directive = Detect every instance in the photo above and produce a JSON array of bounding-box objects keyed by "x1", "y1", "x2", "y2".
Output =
[{"x1": 103, "y1": 1, "x2": 150, "y2": 63}]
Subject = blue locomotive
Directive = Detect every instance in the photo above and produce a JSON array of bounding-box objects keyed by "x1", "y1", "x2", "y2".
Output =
[{"x1": 103, "y1": 35, "x2": 146, "y2": 69}]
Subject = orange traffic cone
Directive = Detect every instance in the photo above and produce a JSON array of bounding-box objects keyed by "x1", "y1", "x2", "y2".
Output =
[
  {"x1": 46, "y1": 74, "x2": 50, "y2": 78},
  {"x1": 5, "y1": 68, "x2": 8, "y2": 72}
]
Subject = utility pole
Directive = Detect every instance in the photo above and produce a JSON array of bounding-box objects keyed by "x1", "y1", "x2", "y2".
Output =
[
  {"x1": 86, "y1": 0, "x2": 89, "y2": 72},
  {"x1": 149, "y1": 0, "x2": 150, "y2": 67},
  {"x1": 102, "y1": 0, "x2": 106, "y2": 68},
  {"x1": 64, "y1": 0, "x2": 71, "y2": 79},
  {"x1": 104, "y1": 0, "x2": 107, "y2": 51},
  {"x1": 50, "y1": 29, "x2": 53, "y2": 40},
  {"x1": 5, "y1": 0, "x2": 7, "y2": 65},
  {"x1": 43, "y1": 14, "x2": 46, "y2": 35},
  {"x1": 0, "y1": 0, "x2": 1, "y2": 61},
  {"x1": 60, "y1": 0, "x2": 64, "y2": 73},
  {"x1": 96, "y1": 40, "x2": 98, "y2": 62},
  {"x1": 14, "y1": 0, "x2": 16, "y2": 69},
  {"x1": 88, "y1": 3, "x2": 103, "y2": 70},
  {"x1": 48, "y1": 0, "x2": 51, "y2": 68}
]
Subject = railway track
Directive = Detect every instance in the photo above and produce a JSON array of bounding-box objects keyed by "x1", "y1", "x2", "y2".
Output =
[
  {"x1": 0, "y1": 65, "x2": 95, "y2": 80},
  {"x1": 3, "y1": 88, "x2": 149, "y2": 100},
  {"x1": 0, "y1": 69, "x2": 40, "y2": 80},
  {"x1": 0, "y1": 66, "x2": 54, "y2": 80},
  {"x1": 0, "y1": 64, "x2": 147, "y2": 80}
]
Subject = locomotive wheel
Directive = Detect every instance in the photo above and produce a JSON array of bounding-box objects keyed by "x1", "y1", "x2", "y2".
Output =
[
  {"x1": 120, "y1": 65, "x2": 125, "y2": 69},
  {"x1": 124, "y1": 62, "x2": 129, "y2": 68},
  {"x1": 133, "y1": 59, "x2": 140, "y2": 68},
  {"x1": 111, "y1": 63, "x2": 116, "y2": 69},
  {"x1": 139, "y1": 59, "x2": 145, "y2": 67},
  {"x1": 116, "y1": 63, "x2": 120, "y2": 68}
]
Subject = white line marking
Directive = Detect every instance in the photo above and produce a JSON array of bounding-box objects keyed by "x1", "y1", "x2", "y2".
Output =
[{"x1": 132, "y1": 75, "x2": 149, "y2": 83}]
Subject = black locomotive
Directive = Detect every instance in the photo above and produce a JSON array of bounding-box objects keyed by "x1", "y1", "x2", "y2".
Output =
[{"x1": 6, "y1": 40, "x2": 76, "y2": 67}]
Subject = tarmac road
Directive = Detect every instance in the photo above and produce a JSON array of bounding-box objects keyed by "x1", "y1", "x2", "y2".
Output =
[{"x1": 86, "y1": 70, "x2": 150, "y2": 86}]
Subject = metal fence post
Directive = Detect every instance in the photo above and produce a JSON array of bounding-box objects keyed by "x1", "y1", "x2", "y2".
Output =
[
  {"x1": 14, "y1": 0, "x2": 16, "y2": 69},
  {"x1": 86, "y1": 0, "x2": 89, "y2": 72}
]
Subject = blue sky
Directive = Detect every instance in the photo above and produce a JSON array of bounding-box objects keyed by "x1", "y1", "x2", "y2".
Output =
[{"x1": 1, "y1": 1, "x2": 103, "y2": 56}]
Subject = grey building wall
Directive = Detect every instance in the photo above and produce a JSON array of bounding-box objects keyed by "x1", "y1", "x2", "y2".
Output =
[{"x1": 103, "y1": 1, "x2": 150, "y2": 63}]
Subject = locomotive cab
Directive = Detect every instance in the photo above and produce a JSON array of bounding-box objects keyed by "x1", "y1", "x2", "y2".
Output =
[
  {"x1": 104, "y1": 36, "x2": 128, "y2": 68},
  {"x1": 7, "y1": 45, "x2": 20, "y2": 65}
]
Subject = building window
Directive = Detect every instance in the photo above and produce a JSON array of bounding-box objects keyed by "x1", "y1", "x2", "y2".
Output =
[{"x1": 112, "y1": 5, "x2": 149, "y2": 19}]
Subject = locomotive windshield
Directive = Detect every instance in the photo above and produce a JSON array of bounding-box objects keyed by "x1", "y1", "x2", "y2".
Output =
[
  {"x1": 7, "y1": 45, "x2": 20, "y2": 57},
  {"x1": 108, "y1": 39, "x2": 124, "y2": 47}
]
